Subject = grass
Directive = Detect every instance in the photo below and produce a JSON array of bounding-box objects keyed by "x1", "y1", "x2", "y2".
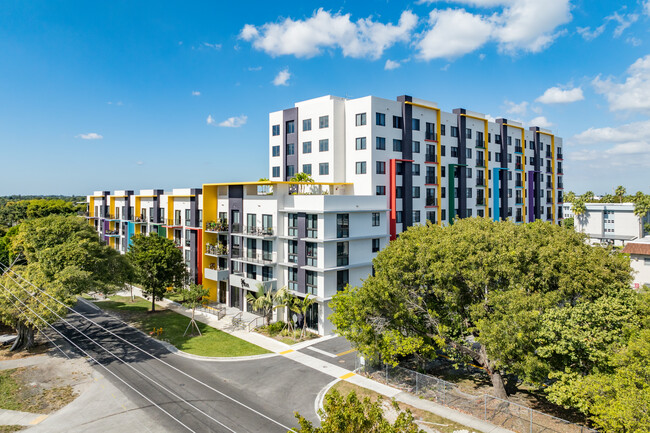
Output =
[
  {"x1": 329, "y1": 381, "x2": 474, "y2": 433},
  {"x1": 0, "y1": 426, "x2": 25, "y2": 433},
  {"x1": 94, "y1": 296, "x2": 270, "y2": 357},
  {"x1": 0, "y1": 369, "x2": 22, "y2": 411},
  {"x1": 0, "y1": 368, "x2": 77, "y2": 414}
]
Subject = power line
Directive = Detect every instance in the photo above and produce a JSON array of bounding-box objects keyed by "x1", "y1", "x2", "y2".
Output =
[
  {"x1": 0, "y1": 262, "x2": 295, "y2": 433},
  {"x1": 0, "y1": 281, "x2": 196, "y2": 433},
  {"x1": 0, "y1": 277, "x2": 238, "y2": 433}
]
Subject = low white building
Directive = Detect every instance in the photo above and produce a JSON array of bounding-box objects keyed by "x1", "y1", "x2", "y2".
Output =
[
  {"x1": 622, "y1": 237, "x2": 650, "y2": 289},
  {"x1": 563, "y1": 202, "x2": 649, "y2": 246}
]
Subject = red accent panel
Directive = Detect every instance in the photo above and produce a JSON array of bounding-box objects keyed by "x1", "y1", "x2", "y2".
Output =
[{"x1": 389, "y1": 159, "x2": 397, "y2": 241}]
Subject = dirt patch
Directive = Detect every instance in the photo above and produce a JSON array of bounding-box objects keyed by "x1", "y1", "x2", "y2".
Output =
[
  {"x1": 0, "y1": 426, "x2": 25, "y2": 433},
  {"x1": 0, "y1": 342, "x2": 50, "y2": 361}
]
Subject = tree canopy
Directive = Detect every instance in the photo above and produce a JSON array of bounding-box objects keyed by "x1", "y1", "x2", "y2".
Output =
[
  {"x1": 127, "y1": 234, "x2": 187, "y2": 312},
  {"x1": 331, "y1": 218, "x2": 636, "y2": 401},
  {"x1": 0, "y1": 197, "x2": 84, "y2": 227}
]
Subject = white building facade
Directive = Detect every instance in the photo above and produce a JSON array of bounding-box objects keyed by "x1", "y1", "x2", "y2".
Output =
[{"x1": 563, "y1": 202, "x2": 649, "y2": 246}]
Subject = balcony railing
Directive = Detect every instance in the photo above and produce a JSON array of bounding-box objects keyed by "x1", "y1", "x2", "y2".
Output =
[
  {"x1": 546, "y1": 166, "x2": 552, "y2": 173},
  {"x1": 546, "y1": 151, "x2": 552, "y2": 158},
  {"x1": 516, "y1": 198, "x2": 523, "y2": 205},
  {"x1": 515, "y1": 215, "x2": 523, "y2": 222},
  {"x1": 476, "y1": 178, "x2": 486, "y2": 187},
  {"x1": 166, "y1": 218, "x2": 182, "y2": 227},
  {"x1": 205, "y1": 220, "x2": 228, "y2": 232},
  {"x1": 206, "y1": 243, "x2": 228, "y2": 256},
  {"x1": 425, "y1": 176, "x2": 437, "y2": 184},
  {"x1": 475, "y1": 158, "x2": 485, "y2": 167},
  {"x1": 426, "y1": 197, "x2": 437, "y2": 207},
  {"x1": 557, "y1": 182, "x2": 564, "y2": 189},
  {"x1": 105, "y1": 229, "x2": 119, "y2": 235},
  {"x1": 425, "y1": 132, "x2": 437, "y2": 141},
  {"x1": 476, "y1": 197, "x2": 485, "y2": 206},
  {"x1": 475, "y1": 139, "x2": 485, "y2": 149},
  {"x1": 233, "y1": 251, "x2": 277, "y2": 264},
  {"x1": 515, "y1": 162, "x2": 523, "y2": 170},
  {"x1": 515, "y1": 180, "x2": 523, "y2": 187},
  {"x1": 173, "y1": 240, "x2": 182, "y2": 248},
  {"x1": 546, "y1": 197, "x2": 552, "y2": 204},
  {"x1": 425, "y1": 153, "x2": 437, "y2": 163},
  {"x1": 514, "y1": 146, "x2": 523, "y2": 153},
  {"x1": 557, "y1": 152, "x2": 563, "y2": 159},
  {"x1": 337, "y1": 254, "x2": 349, "y2": 266},
  {"x1": 546, "y1": 182, "x2": 553, "y2": 189},
  {"x1": 231, "y1": 223, "x2": 242, "y2": 233},
  {"x1": 185, "y1": 239, "x2": 191, "y2": 247},
  {"x1": 243, "y1": 226, "x2": 274, "y2": 237}
]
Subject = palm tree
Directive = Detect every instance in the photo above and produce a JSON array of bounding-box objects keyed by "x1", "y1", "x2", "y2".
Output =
[
  {"x1": 572, "y1": 198, "x2": 587, "y2": 216},
  {"x1": 583, "y1": 191, "x2": 595, "y2": 202},
  {"x1": 272, "y1": 286, "x2": 294, "y2": 332},
  {"x1": 245, "y1": 284, "x2": 275, "y2": 326},
  {"x1": 615, "y1": 185, "x2": 626, "y2": 203},
  {"x1": 290, "y1": 172, "x2": 314, "y2": 182},
  {"x1": 291, "y1": 295, "x2": 316, "y2": 339}
]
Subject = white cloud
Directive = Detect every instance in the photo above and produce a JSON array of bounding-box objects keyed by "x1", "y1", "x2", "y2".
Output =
[
  {"x1": 136, "y1": 161, "x2": 144, "y2": 166},
  {"x1": 593, "y1": 55, "x2": 650, "y2": 113},
  {"x1": 247, "y1": 66, "x2": 262, "y2": 71},
  {"x1": 107, "y1": 101, "x2": 123, "y2": 106},
  {"x1": 191, "y1": 91, "x2": 201, "y2": 96},
  {"x1": 577, "y1": 24, "x2": 606, "y2": 41},
  {"x1": 504, "y1": 100, "x2": 528, "y2": 116},
  {"x1": 529, "y1": 116, "x2": 553, "y2": 128},
  {"x1": 273, "y1": 68, "x2": 291, "y2": 86},
  {"x1": 418, "y1": 8, "x2": 493, "y2": 60},
  {"x1": 608, "y1": 12, "x2": 638, "y2": 38},
  {"x1": 536, "y1": 86, "x2": 584, "y2": 104},
  {"x1": 626, "y1": 37, "x2": 641, "y2": 46},
  {"x1": 76, "y1": 133, "x2": 103, "y2": 140},
  {"x1": 384, "y1": 59, "x2": 401, "y2": 70},
  {"x1": 573, "y1": 120, "x2": 650, "y2": 145},
  {"x1": 240, "y1": 9, "x2": 417, "y2": 60},
  {"x1": 203, "y1": 42, "x2": 222, "y2": 49},
  {"x1": 218, "y1": 115, "x2": 248, "y2": 128},
  {"x1": 206, "y1": 115, "x2": 216, "y2": 125},
  {"x1": 645, "y1": 0, "x2": 650, "y2": 16}
]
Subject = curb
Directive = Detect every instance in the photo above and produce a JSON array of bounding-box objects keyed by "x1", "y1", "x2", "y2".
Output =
[
  {"x1": 77, "y1": 297, "x2": 281, "y2": 362},
  {"x1": 314, "y1": 378, "x2": 341, "y2": 421}
]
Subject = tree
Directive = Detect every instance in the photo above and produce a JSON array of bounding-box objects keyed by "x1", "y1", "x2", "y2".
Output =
[
  {"x1": 0, "y1": 215, "x2": 130, "y2": 351},
  {"x1": 127, "y1": 234, "x2": 187, "y2": 313},
  {"x1": 565, "y1": 191, "x2": 576, "y2": 203},
  {"x1": 572, "y1": 196, "x2": 587, "y2": 216},
  {"x1": 293, "y1": 389, "x2": 422, "y2": 433},
  {"x1": 583, "y1": 191, "x2": 595, "y2": 202},
  {"x1": 258, "y1": 177, "x2": 269, "y2": 182},
  {"x1": 176, "y1": 284, "x2": 209, "y2": 336},
  {"x1": 615, "y1": 186, "x2": 626, "y2": 203},
  {"x1": 245, "y1": 284, "x2": 275, "y2": 326},
  {"x1": 273, "y1": 286, "x2": 295, "y2": 332},
  {"x1": 561, "y1": 217, "x2": 574, "y2": 229},
  {"x1": 290, "y1": 172, "x2": 314, "y2": 182},
  {"x1": 291, "y1": 295, "x2": 316, "y2": 339},
  {"x1": 633, "y1": 194, "x2": 650, "y2": 219},
  {"x1": 331, "y1": 219, "x2": 633, "y2": 400}
]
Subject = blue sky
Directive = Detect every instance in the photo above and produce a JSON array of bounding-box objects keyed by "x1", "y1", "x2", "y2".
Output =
[{"x1": 1, "y1": 0, "x2": 650, "y2": 195}]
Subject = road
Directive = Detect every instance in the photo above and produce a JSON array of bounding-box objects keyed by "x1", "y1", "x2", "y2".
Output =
[{"x1": 51, "y1": 301, "x2": 341, "y2": 433}]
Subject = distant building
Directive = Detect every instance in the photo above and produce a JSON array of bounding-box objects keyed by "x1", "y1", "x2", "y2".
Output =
[
  {"x1": 563, "y1": 202, "x2": 650, "y2": 246},
  {"x1": 622, "y1": 237, "x2": 650, "y2": 289}
]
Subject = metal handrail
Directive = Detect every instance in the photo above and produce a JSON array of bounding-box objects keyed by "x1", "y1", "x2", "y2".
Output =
[{"x1": 247, "y1": 316, "x2": 265, "y2": 332}]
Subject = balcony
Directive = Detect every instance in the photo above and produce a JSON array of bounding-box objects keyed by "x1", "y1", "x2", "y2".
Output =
[
  {"x1": 514, "y1": 146, "x2": 523, "y2": 154},
  {"x1": 185, "y1": 239, "x2": 191, "y2": 247},
  {"x1": 475, "y1": 158, "x2": 485, "y2": 168},
  {"x1": 476, "y1": 197, "x2": 485, "y2": 206},
  {"x1": 476, "y1": 178, "x2": 486, "y2": 187},
  {"x1": 557, "y1": 152, "x2": 563, "y2": 160},
  {"x1": 546, "y1": 151, "x2": 552, "y2": 158},
  {"x1": 546, "y1": 196, "x2": 552, "y2": 204},
  {"x1": 232, "y1": 250, "x2": 277, "y2": 265},
  {"x1": 425, "y1": 132, "x2": 437, "y2": 141},
  {"x1": 425, "y1": 176, "x2": 437, "y2": 184},
  {"x1": 205, "y1": 220, "x2": 228, "y2": 233},
  {"x1": 475, "y1": 139, "x2": 485, "y2": 149},
  {"x1": 515, "y1": 198, "x2": 523, "y2": 205},
  {"x1": 337, "y1": 254, "x2": 349, "y2": 267},
  {"x1": 206, "y1": 243, "x2": 228, "y2": 256},
  {"x1": 546, "y1": 166, "x2": 552, "y2": 173},
  {"x1": 231, "y1": 223, "x2": 242, "y2": 233},
  {"x1": 173, "y1": 239, "x2": 183, "y2": 248},
  {"x1": 546, "y1": 182, "x2": 552, "y2": 189},
  {"x1": 204, "y1": 267, "x2": 229, "y2": 282},
  {"x1": 165, "y1": 218, "x2": 183, "y2": 227},
  {"x1": 133, "y1": 216, "x2": 147, "y2": 224},
  {"x1": 243, "y1": 225, "x2": 275, "y2": 237},
  {"x1": 105, "y1": 229, "x2": 119, "y2": 236},
  {"x1": 557, "y1": 182, "x2": 564, "y2": 189},
  {"x1": 516, "y1": 215, "x2": 523, "y2": 223},
  {"x1": 515, "y1": 180, "x2": 523, "y2": 187},
  {"x1": 426, "y1": 197, "x2": 437, "y2": 207},
  {"x1": 425, "y1": 153, "x2": 437, "y2": 163},
  {"x1": 515, "y1": 163, "x2": 523, "y2": 170},
  {"x1": 230, "y1": 273, "x2": 277, "y2": 292}
]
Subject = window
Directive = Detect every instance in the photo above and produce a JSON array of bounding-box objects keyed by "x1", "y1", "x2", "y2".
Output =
[
  {"x1": 413, "y1": 186, "x2": 420, "y2": 198},
  {"x1": 393, "y1": 139, "x2": 402, "y2": 152},
  {"x1": 272, "y1": 146, "x2": 280, "y2": 157},
  {"x1": 319, "y1": 139, "x2": 329, "y2": 152},
  {"x1": 272, "y1": 166, "x2": 280, "y2": 177},
  {"x1": 337, "y1": 242, "x2": 349, "y2": 266},
  {"x1": 288, "y1": 268, "x2": 298, "y2": 291},
  {"x1": 319, "y1": 115, "x2": 329, "y2": 128},
  {"x1": 441, "y1": 124, "x2": 446, "y2": 136},
  {"x1": 425, "y1": 122, "x2": 435, "y2": 140},
  {"x1": 376, "y1": 186, "x2": 386, "y2": 195},
  {"x1": 376, "y1": 137, "x2": 386, "y2": 150},
  {"x1": 272, "y1": 124, "x2": 280, "y2": 136},
  {"x1": 355, "y1": 161, "x2": 367, "y2": 174},
  {"x1": 507, "y1": 136, "x2": 512, "y2": 146},
  {"x1": 441, "y1": 166, "x2": 446, "y2": 177},
  {"x1": 396, "y1": 162, "x2": 403, "y2": 175},
  {"x1": 337, "y1": 214, "x2": 349, "y2": 238},
  {"x1": 413, "y1": 210, "x2": 420, "y2": 223},
  {"x1": 441, "y1": 145, "x2": 446, "y2": 157},
  {"x1": 372, "y1": 238, "x2": 380, "y2": 253},
  {"x1": 185, "y1": 209, "x2": 191, "y2": 226},
  {"x1": 442, "y1": 209, "x2": 446, "y2": 221},
  {"x1": 306, "y1": 242, "x2": 317, "y2": 267},
  {"x1": 286, "y1": 143, "x2": 295, "y2": 155},
  {"x1": 376, "y1": 112, "x2": 386, "y2": 126},
  {"x1": 355, "y1": 113, "x2": 367, "y2": 126},
  {"x1": 495, "y1": 134, "x2": 502, "y2": 144},
  {"x1": 441, "y1": 187, "x2": 446, "y2": 198},
  {"x1": 288, "y1": 214, "x2": 298, "y2": 237},
  {"x1": 451, "y1": 126, "x2": 459, "y2": 137},
  {"x1": 337, "y1": 270, "x2": 349, "y2": 292},
  {"x1": 393, "y1": 115, "x2": 403, "y2": 129},
  {"x1": 319, "y1": 163, "x2": 329, "y2": 175},
  {"x1": 495, "y1": 152, "x2": 501, "y2": 162},
  {"x1": 396, "y1": 187, "x2": 403, "y2": 198},
  {"x1": 396, "y1": 211, "x2": 403, "y2": 224},
  {"x1": 413, "y1": 163, "x2": 420, "y2": 176},
  {"x1": 307, "y1": 214, "x2": 318, "y2": 238},
  {"x1": 467, "y1": 188, "x2": 473, "y2": 198},
  {"x1": 427, "y1": 211, "x2": 436, "y2": 223},
  {"x1": 412, "y1": 140, "x2": 420, "y2": 153},
  {"x1": 466, "y1": 128, "x2": 472, "y2": 139},
  {"x1": 286, "y1": 165, "x2": 295, "y2": 177},
  {"x1": 466, "y1": 167, "x2": 472, "y2": 178},
  {"x1": 302, "y1": 119, "x2": 311, "y2": 131},
  {"x1": 466, "y1": 148, "x2": 472, "y2": 158},
  {"x1": 286, "y1": 120, "x2": 295, "y2": 134},
  {"x1": 451, "y1": 147, "x2": 458, "y2": 157},
  {"x1": 303, "y1": 141, "x2": 312, "y2": 153},
  {"x1": 372, "y1": 212, "x2": 380, "y2": 226},
  {"x1": 376, "y1": 161, "x2": 386, "y2": 174},
  {"x1": 412, "y1": 118, "x2": 420, "y2": 131},
  {"x1": 306, "y1": 271, "x2": 317, "y2": 295},
  {"x1": 302, "y1": 164, "x2": 312, "y2": 175},
  {"x1": 355, "y1": 137, "x2": 367, "y2": 150}
]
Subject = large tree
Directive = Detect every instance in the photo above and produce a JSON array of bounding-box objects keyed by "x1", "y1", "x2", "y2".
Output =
[
  {"x1": 615, "y1": 185, "x2": 626, "y2": 203},
  {"x1": 0, "y1": 215, "x2": 130, "y2": 351},
  {"x1": 127, "y1": 234, "x2": 187, "y2": 312},
  {"x1": 331, "y1": 218, "x2": 634, "y2": 400}
]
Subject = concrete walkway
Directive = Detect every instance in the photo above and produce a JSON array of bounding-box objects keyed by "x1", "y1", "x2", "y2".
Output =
[
  {"x1": 98, "y1": 289, "x2": 512, "y2": 433},
  {"x1": 0, "y1": 409, "x2": 47, "y2": 427}
]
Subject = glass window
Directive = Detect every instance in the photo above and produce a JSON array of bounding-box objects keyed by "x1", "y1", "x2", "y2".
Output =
[
  {"x1": 413, "y1": 210, "x2": 420, "y2": 223},
  {"x1": 319, "y1": 163, "x2": 329, "y2": 175},
  {"x1": 466, "y1": 128, "x2": 472, "y2": 139},
  {"x1": 337, "y1": 270, "x2": 349, "y2": 292},
  {"x1": 376, "y1": 186, "x2": 386, "y2": 195},
  {"x1": 413, "y1": 186, "x2": 420, "y2": 198},
  {"x1": 306, "y1": 242, "x2": 317, "y2": 267},
  {"x1": 396, "y1": 211, "x2": 403, "y2": 224},
  {"x1": 272, "y1": 145, "x2": 280, "y2": 157},
  {"x1": 286, "y1": 143, "x2": 295, "y2": 155},
  {"x1": 355, "y1": 113, "x2": 366, "y2": 126},
  {"x1": 413, "y1": 163, "x2": 420, "y2": 176},
  {"x1": 355, "y1": 137, "x2": 366, "y2": 150},
  {"x1": 272, "y1": 166, "x2": 280, "y2": 178},
  {"x1": 372, "y1": 238, "x2": 380, "y2": 252},
  {"x1": 288, "y1": 239, "x2": 298, "y2": 263},
  {"x1": 376, "y1": 137, "x2": 386, "y2": 150},
  {"x1": 302, "y1": 119, "x2": 311, "y2": 131},
  {"x1": 412, "y1": 118, "x2": 420, "y2": 131},
  {"x1": 376, "y1": 161, "x2": 386, "y2": 174},
  {"x1": 337, "y1": 214, "x2": 349, "y2": 238},
  {"x1": 372, "y1": 212, "x2": 380, "y2": 226},
  {"x1": 451, "y1": 126, "x2": 458, "y2": 137},
  {"x1": 393, "y1": 116, "x2": 403, "y2": 129},
  {"x1": 441, "y1": 124, "x2": 446, "y2": 136},
  {"x1": 412, "y1": 140, "x2": 420, "y2": 153},
  {"x1": 286, "y1": 165, "x2": 295, "y2": 177},
  {"x1": 319, "y1": 115, "x2": 329, "y2": 128},
  {"x1": 286, "y1": 120, "x2": 295, "y2": 134},
  {"x1": 302, "y1": 164, "x2": 312, "y2": 175},
  {"x1": 288, "y1": 213, "x2": 298, "y2": 237},
  {"x1": 337, "y1": 241, "x2": 349, "y2": 266},
  {"x1": 319, "y1": 139, "x2": 329, "y2": 152},
  {"x1": 272, "y1": 124, "x2": 280, "y2": 136},
  {"x1": 355, "y1": 161, "x2": 366, "y2": 174},
  {"x1": 302, "y1": 141, "x2": 312, "y2": 153},
  {"x1": 306, "y1": 271, "x2": 317, "y2": 295},
  {"x1": 393, "y1": 139, "x2": 402, "y2": 152},
  {"x1": 376, "y1": 112, "x2": 385, "y2": 126},
  {"x1": 307, "y1": 214, "x2": 318, "y2": 238}
]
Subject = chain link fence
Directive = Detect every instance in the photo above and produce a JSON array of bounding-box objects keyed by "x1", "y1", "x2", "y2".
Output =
[{"x1": 355, "y1": 356, "x2": 596, "y2": 433}]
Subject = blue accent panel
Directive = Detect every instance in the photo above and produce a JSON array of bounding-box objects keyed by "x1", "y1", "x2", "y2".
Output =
[
  {"x1": 493, "y1": 168, "x2": 500, "y2": 221},
  {"x1": 127, "y1": 222, "x2": 135, "y2": 250}
]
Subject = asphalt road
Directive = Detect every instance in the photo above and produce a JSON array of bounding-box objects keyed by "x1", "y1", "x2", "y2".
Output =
[{"x1": 51, "y1": 301, "x2": 336, "y2": 433}]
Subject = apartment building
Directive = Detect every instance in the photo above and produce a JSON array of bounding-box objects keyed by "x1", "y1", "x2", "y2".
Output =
[
  {"x1": 563, "y1": 202, "x2": 649, "y2": 246},
  {"x1": 621, "y1": 237, "x2": 650, "y2": 289},
  {"x1": 86, "y1": 181, "x2": 387, "y2": 335},
  {"x1": 269, "y1": 95, "x2": 564, "y2": 238}
]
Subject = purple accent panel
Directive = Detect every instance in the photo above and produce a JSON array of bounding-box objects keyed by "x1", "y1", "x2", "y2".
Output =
[
  {"x1": 283, "y1": 108, "x2": 298, "y2": 180},
  {"x1": 103, "y1": 220, "x2": 110, "y2": 242},
  {"x1": 297, "y1": 213, "x2": 307, "y2": 294},
  {"x1": 527, "y1": 171, "x2": 535, "y2": 222}
]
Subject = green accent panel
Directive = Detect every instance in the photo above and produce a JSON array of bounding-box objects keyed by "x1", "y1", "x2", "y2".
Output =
[
  {"x1": 157, "y1": 225, "x2": 166, "y2": 237},
  {"x1": 448, "y1": 164, "x2": 456, "y2": 225}
]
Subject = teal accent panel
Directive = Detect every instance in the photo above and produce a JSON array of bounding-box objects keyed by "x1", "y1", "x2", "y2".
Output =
[
  {"x1": 127, "y1": 222, "x2": 135, "y2": 250},
  {"x1": 157, "y1": 225, "x2": 166, "y2": 237}
]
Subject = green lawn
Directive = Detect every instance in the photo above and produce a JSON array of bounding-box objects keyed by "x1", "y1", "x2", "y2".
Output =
[
  {"x1": 94, "y1": 296, "x2": 270, "y2": 357},
  {"x1": 0, "y1": 369, "x2": 22, "y2": 411}
]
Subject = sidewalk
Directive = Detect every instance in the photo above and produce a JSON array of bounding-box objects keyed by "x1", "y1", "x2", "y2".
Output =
[{"x1": 103, "y1": 288, "x2": 512, "y2": 433}]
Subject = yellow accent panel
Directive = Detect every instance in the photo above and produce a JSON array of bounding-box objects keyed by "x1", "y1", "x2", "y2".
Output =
[
  {"x1": 339, "y1": 372, "x2": 356, "y2": 380},
  {"x1": 89, "y1": 197, "x2": 95, "y2": 217}
]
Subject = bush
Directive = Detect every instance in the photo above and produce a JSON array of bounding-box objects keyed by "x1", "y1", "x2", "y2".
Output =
[{"x1": 267, "y1": 321, "x2": 285, "y2": 336}]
